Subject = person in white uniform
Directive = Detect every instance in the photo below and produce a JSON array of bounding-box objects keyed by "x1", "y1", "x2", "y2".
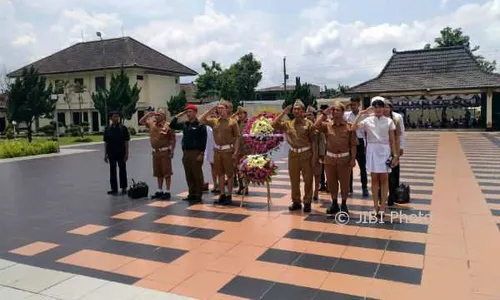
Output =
[
  {"x1": 351, "y1": 96, "x2": 399, "y2": 217},
  {"x1": 204, "y1": 117, "x2": 219, "y2": 194}
]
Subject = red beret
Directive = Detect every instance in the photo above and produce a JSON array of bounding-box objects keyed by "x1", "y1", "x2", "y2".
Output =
[{"x1": 186, "y1": 104, "x2": 197, "y2": 111}]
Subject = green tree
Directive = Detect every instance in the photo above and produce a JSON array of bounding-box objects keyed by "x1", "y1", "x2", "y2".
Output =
[
  {"x1": 91, "y1": 68, "x2": 141, "y2": 124},
  {"x1": 73, "y1": 81, "x2": 86, "y2": 137},
  {"x1": 56, "y1": 80, "x2": 74, "y2": 125},
  {"x1": 323, "y1": 83, "x2": 350, "y2": 97},
  {"x1": 195, "y1": 61, "x2": 223, "y2": 100},
  {"x1": 231, "y1": 53, "x2": 262, "y2": 100},
  {"x1": 167, "y1": 90, "x2": 187, "y2": 115},
  {"x1": 6, "y1": 66, "x2": 55, "y2": 142},
  {"x1": 194, "y1": 53, "x2": 262, "y2": 111},
  {"x1": 282, "y1": 77, "x2": 317, "y2": 119},
  {"x1": 219, "y1": 67, "x2": 240, "y2": 112},
  {"x1": 425, "y1": 26, "x2": 496, "y2": 72}
]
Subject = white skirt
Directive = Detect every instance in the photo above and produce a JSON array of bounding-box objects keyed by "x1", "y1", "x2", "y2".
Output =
[{"x1": 365, "y1": 143, "x2": 392, "y2": 174}]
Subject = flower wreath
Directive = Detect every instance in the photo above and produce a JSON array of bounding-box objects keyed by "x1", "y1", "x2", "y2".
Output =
[
  {"x1": 238, "y1": 154, "x2": 278, "y2": 185},
  {"x1": 242, "y1": 112, "x2": 284, "y2": 154}
]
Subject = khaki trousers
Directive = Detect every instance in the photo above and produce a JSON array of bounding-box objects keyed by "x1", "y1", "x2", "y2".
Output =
[
  {"x1": 288, "y1": 149, "x2": 313, "y2": 204},
  {"x1": 182, "y1": 150, "x2": 205, "y2": 197},
  {"x1": 325, "y1": 156, "x2": 351, "y2": 201}
]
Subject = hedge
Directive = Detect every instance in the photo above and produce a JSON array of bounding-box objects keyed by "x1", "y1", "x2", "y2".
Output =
[{"x1": 0, "y1": 141, "x2": 59, "y2": 159}]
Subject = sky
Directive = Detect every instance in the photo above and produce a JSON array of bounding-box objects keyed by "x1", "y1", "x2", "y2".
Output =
[{"x1": 1, "y1": 0, "x2": 499, "y2": 89}]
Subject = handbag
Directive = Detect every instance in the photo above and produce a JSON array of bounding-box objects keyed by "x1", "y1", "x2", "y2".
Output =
[
  {"x1": 127, "y1": 179, "x2": 149, "y2": 199},
  {"x1": 394, "y1": 184, "x2": 410, "y2": 204}
]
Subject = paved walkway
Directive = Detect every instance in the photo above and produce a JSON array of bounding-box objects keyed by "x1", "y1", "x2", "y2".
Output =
[{"x1": 0, "y1": 132, "x2": 499, "y2": 299}]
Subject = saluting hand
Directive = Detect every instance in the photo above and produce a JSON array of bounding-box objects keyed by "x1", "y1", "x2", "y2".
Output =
[
  {"x1": 360, "y1": 106, "x2": 374, "y2": 115},
  {"x1": 323, "y1": 106, "x2": 333, "y2": 115},
  {"x1": 284, "y1": 105, "x2": 292, "y2": 113}
]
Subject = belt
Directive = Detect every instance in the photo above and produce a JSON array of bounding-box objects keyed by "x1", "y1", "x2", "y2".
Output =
[
  {"x1": 214, "y1": 144, "x2": 233, "y2": 150},
  {"x1": 289, "y1": 146, "x2": 311, "y2": 153},
  {"x1": 326, "y1": 151, "x2": 349, "y2": 158},
  {"x1": 152, "y1": 146, "x2": 171, "y2": 153}
]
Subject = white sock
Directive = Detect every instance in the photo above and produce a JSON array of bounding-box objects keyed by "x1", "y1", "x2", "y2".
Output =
[
  {"x1": 165, "y1": 189, "x2": 170, "y2": 193},
  {"x1": 157, "y1": 189, "x2": 162, "y2": 193}
]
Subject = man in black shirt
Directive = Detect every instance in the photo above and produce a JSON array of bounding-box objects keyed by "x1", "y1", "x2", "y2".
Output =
[
  {"x1": 103, "y1": 111, "x2": 130, "y2": 195},
  {"x1": 170, "y1": 104, "x2": 207, "y2": 202}
]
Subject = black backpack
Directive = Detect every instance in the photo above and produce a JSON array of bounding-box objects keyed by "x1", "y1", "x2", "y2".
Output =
[
  {"x1": 394, "y1": 184, "x2": 410, "y2": 204},
  {"x1": 127, "y1": 179, "x2": 149, "y2": 199}
]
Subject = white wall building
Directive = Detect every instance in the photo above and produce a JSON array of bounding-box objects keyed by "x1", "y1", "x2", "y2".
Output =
[{"x1": 7, "y1": 37, "x2": 197, "y2": 132}]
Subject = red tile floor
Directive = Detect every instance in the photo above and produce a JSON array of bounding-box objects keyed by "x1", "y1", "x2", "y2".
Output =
[{"x1": 4, "y1": 132, "x2": 500, "y2": 299}]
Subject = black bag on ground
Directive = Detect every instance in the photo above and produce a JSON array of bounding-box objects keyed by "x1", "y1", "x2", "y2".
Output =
[
  {"x1": 394, "y1": 184, "x2": 410, "y2": 204},
  {"x1": 127, "y1": 179, "x2": 149, "y2": 199}
]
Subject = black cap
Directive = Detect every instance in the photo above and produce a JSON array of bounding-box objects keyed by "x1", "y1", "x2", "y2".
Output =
[{"x1": 109, "y1": 110, "x2": 120, "y2": 116}]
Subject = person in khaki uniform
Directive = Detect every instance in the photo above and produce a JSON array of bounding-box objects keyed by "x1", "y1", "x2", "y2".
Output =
[
  {"x1": 200, "y1": 99, "x2": 240, "y2": 205},
  {"x1": 272, "y1": 99, "x2": 316, "y2": 213},
  {"x1": 139, "y1": 109, "x2": 176, "y2": 200},
  {"x1": 231, "y1": 106, "x2": 249, "y2": 195},
  {"x1": 315, "y1": 101, "x2": 357, "y2": 215},
  {"x1": 305, "y1": 108, "x2": 326, "y2": 201}
]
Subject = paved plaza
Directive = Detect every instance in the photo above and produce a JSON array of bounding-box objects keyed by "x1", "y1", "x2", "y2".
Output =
[{"x1": 0, "y1": 132, "x2": 499, "y2": 299}]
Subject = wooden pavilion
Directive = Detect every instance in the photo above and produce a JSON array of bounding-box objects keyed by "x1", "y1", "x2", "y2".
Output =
[{"x1": 345, "y1": 46, "x2": 500, "y2": 130}]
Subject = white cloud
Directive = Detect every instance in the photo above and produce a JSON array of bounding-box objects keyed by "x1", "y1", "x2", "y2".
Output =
[
  {"x1": 11, "y1": 34, "x2": 36, "y2": 47},
  {"x1": 2, "y1": 0, "x2": 500, "y2": 90},
  {"x1": 441, "y1": 0, "x2": 450, "y2": 8},
  {"x1": 300, "y1": 0, "x2": 339, "y2": 23}
]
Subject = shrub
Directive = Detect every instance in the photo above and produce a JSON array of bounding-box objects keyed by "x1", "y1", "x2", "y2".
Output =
[
  {"x1": 4, "y1": 125, "x2": 15, "y2": 140},
  {"x1": 81, "y1": 122, "x2": 90, "y2": 133},
  {"x1": 38, "y1": 124, "x2": 55, "y2": 136},
  {"x1": 73, "y1": 137, "x2": 93, "y2": 143},
  {"x1": 68, "y1": 125, "x2": 81, "y2": 137},
  {"x1": 0, "y1": 140, "x2": 58, "y2": 159},
  {"x1": 128, "y1": 127, "x2": 137, "y2": 135}
]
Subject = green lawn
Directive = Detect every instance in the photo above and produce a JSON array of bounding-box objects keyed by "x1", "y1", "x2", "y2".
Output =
[{"x1": 0, "y1": 135, "x2": 144, "y2": 146}]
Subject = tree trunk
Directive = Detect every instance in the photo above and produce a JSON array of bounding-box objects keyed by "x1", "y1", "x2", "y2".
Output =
[
  {"x1": 27, "y1": 121, "x2": 33, "y2": 143},
  {"x1": 79, "y1": 95, "x2": 84, "y2": 138}
]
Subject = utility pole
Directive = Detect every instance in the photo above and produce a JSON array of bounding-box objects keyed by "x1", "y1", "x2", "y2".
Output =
[{"x1": 283, "y1": 57, "x2": 288, "y2": 98}]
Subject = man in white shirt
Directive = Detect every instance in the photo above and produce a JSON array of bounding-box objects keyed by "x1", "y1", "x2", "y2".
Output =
[
  {"x1": 385, "y1": 99, "x2": 405, "y2": 206},
  {"x1": 344, "y1": 97, "x2": 369, "y2": 197}
]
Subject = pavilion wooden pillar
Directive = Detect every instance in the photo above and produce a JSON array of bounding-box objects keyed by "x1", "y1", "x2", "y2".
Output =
[{"x1": 487, "y1": 89, "x2": 493, "y2": 130}]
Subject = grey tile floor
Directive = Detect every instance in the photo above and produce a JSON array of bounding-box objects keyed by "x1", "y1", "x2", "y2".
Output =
[{"x1": 0, "y1": 259, "x2": 193, "y2": 300}]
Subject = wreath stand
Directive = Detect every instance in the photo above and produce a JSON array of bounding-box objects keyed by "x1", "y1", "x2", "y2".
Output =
[
  {"x1": 239, "y1": 179, "x2": 273, "y2": 210},
  {"x1": 238, "y1": 133, "x2": 283, "y2": 211}
]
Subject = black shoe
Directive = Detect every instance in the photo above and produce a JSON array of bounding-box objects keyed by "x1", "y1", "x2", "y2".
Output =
[
  {"x1": 161, "y1": 192, "x2": 171, "y2": 200},
  {"x1": 362, "y1": 188, "x2": 369, "y2": 197},
  {"x1": 190, "y1": 196, "x2": 202, "y2": 203},
  {"x1": 151, "y1": 191, "x2": 164, "y2": 199},
  {"x1": 107, "y1": 190, "x2": 118, "y2": 196},
  {"x1": 319, "y1": 186, "x2": 327, "y2": 192},
  {"x1": 326, "y1": 203, "x2": 340, "y2": 215},
  {"x1": 340, "y1": 203, "x2": 349, "y2": 214},
  {"x1": 288, "y1": 203, "x2": 302, "y2": 211},
  {"x1": 303, "y1": 203, "x2": 311, "y2": 213},
  {"x1": 183, "y1": 195, "x2": 194, "y2": 201},
  {"x1": 120, "y1": 189, "x2": 127, "y2": 195},
  {"x1": 221, "y1": 195, "x2": 233, "y2": 206},
  {"x1": 215, "y1": 194, "x2": 226, "y2": 204},
  {"x1": 313, "y1": 196, "x2": 319, "y2": 202},
  {"x1": 211, "y1": 189, "x2": 220, "y2": 194}
]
